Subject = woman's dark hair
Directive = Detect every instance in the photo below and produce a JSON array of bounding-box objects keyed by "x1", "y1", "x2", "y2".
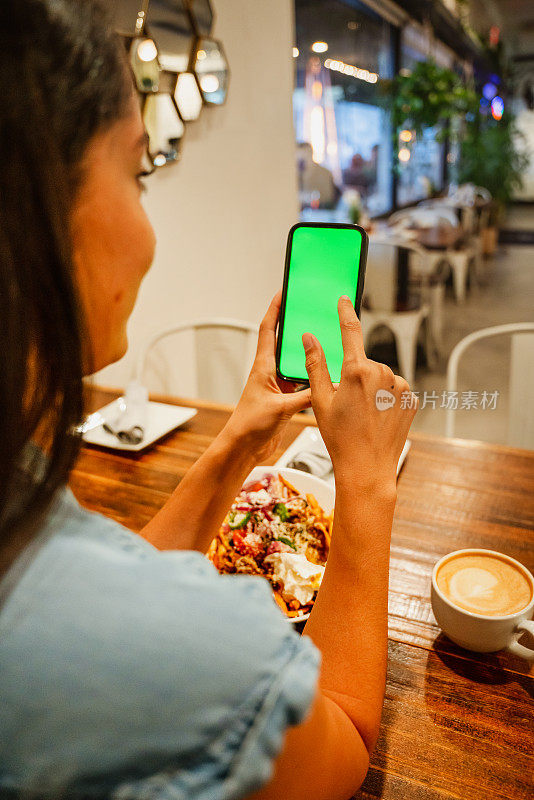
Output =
[{"x1": 0, "y1": 0, "x2": 132, "y2": 569}]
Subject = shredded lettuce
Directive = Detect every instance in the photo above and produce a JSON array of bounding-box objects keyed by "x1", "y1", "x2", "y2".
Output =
[
  {"x1": 228, "y1": 511, "x2": 251, "y2": 529},
  {"x1": 277, "y1": 536, "x2": 297, "y2": 551},
  {"x1": 273, "y1": 502, "x2": 290, "y2": 521}
]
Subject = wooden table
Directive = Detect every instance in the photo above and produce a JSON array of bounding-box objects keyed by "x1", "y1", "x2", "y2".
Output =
[{"x1": 73, "y1": 388, "x2": 534, "y2": 800}]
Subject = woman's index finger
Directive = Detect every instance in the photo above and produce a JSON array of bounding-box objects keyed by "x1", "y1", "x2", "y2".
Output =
[{"x1": 337, "y1": 295, "x2": 366, "y2": 362}]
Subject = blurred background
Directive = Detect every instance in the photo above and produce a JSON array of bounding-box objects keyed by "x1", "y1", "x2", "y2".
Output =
[{"x1": 98, "y1": 0, "x2": 534, "y2": 450}]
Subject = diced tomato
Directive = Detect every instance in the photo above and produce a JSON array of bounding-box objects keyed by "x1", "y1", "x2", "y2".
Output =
[
  {"x1": 232, "y1": 530, "x2": 263, "y2": 557},
  {"x1": 242, "y1": 480, "x2": 264, "y2": 492}
]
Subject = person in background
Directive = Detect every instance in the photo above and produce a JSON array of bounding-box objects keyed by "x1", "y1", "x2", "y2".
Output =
[
  {"x1": 0, "y1": 2, "x2": 416, "y2": 798},
  {"x1": 297, "y1": 141, "x2": 341, "y2": 209}
]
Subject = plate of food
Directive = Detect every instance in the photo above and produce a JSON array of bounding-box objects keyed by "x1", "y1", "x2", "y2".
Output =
[{"x1": 207, "y1": 467, "x2": 334, "y2": 622}]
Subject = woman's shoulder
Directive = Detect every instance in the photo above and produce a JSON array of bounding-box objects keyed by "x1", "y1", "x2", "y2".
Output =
[
  {"x1": 0, "y1": 485, "x2": 311, "y2": 672},
  {"x1": 0, "y1": 490, "x2": 320, "y2": 799}
]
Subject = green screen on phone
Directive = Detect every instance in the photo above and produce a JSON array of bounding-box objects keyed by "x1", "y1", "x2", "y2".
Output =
[{"x1": 278, "y1": 224, "x2": 365, "y2": 383}]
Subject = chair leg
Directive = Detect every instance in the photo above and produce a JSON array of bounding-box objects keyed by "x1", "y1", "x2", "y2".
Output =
[
  {"x1": 428, "y1": 282, "x2": 445, "y2": 355},
  {"x1": 473, "y1": 237, "x2": 485, "y2": 284},
  {"x1": 388, "y1": 314, "x2": 425, "y2": 386},
  {"x1": 449, "y1": 253, "x2": 470, "y2": 303}
]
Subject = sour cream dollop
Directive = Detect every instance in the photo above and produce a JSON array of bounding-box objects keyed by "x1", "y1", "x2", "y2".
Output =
[{"x1": 264, "y1": 552, "x2": 325, "y2": 606}]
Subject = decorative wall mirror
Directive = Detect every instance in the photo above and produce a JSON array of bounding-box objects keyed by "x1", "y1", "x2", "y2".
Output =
[
  {"x1": 130, "y1": 37, "x2": 160, "y2": 93},
  {"x1": 143, "y1": 93, "x2": 185, "y2": 165},
  {"x1": 174, "y1": 72, "x2": 203, "y2": 120},
  {"x1": 115, "y1": 0, "x2": 228, "y2": 168},
  {"x1": 188, "y1": 0, "x2": 214, "y2": 36},
  {"x1": 194, "y1": 38, "x2": 228, "y2": 105},
  {"x1": 147, "y1": 0, "x2": 194, "y2": 73}
]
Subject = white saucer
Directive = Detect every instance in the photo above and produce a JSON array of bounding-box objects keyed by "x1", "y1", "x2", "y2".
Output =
[
  {"x1": 82, "y1": 399, "x2": 197, "y2": 452},
  {"x1": 275, "y1": 426, "x2": 411, "y2": 482}
]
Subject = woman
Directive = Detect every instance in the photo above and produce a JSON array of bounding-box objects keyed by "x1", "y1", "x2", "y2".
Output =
[{"x1": 0, "y1": 2, "x2": 417, "y2": 798}]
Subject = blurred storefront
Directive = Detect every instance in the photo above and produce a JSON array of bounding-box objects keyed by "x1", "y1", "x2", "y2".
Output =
[
  {"x1": 292, "y1": 0, "x2": 475, "y2": 219},
  {"x1": 293, "y1": 0, "x2": 395, "y2": 216}
]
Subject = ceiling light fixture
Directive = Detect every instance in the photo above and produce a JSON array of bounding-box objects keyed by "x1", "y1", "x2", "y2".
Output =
[{"x1": 324, "y1": 58, "x2": 378, "y2": 84}]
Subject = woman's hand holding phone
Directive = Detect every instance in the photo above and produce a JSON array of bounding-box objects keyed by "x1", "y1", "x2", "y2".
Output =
[
  {"x1": 303, "y1": 295, "x2": 417, "y2": 496},
  {"x1": 223, "y1": 292, "x2": 311, "y2": 462},
  {"x1": 255, "y1": 298, "x2": 419, "y2": 800}
]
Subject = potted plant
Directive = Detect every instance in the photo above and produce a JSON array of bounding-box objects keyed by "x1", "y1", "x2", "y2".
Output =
[
  {"x1": 458, "y1": 113, "x2": 529, "y2": 254},
  {"x1": 383, "y1": 60, "x2": 477, "y2": 164}
]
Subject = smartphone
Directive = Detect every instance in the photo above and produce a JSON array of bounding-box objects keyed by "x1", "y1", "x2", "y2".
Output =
[{"x1": 276, "y1": 222, "x2": 368, "y2": 384}]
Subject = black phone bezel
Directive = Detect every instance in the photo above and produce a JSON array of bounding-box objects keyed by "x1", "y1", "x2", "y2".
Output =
[{"x1": 275, "y1": 221, "x2": 368, "y2": 385}]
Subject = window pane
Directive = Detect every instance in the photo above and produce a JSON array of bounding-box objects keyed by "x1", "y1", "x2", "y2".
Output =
[
  {"x1": 294, "y1": 0, "x2": 394, "y2": 219},
  {"x1": 396, "y1": 24, "x2": 449, "y2": 205}
]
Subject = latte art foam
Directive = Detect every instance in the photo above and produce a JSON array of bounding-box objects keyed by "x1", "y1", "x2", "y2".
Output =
[{"x1": 436, "y1": 554, "x2": 532, "y2": 616}]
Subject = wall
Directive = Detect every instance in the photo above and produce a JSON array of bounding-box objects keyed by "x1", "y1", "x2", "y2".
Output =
[
  {"x1": 514, "y1": 108, "x2": 534, "y2": 201},
  {"x1": 95, "y1": 0, "x2": 299, "y2": 388}
]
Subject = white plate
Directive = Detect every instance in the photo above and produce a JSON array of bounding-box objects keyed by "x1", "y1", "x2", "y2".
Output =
[
  {"x1": 275, "y1": 426, "x2": 411, "y2": 483},
  {"x1": 82, "y1": 399, "x2": 197, "y2": 452},
  {"x1": 244, "y1": 466, "x2": 335, "y2": 624}
]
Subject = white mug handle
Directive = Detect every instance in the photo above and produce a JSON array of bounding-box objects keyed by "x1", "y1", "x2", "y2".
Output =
[{"x1": 506, "y1": 620, "x2": 534, "y2": 660}]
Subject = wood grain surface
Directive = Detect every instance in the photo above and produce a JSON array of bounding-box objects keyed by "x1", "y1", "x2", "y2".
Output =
[{"x1": 72, "y1": 387, "x2": 534, "y2": 800}]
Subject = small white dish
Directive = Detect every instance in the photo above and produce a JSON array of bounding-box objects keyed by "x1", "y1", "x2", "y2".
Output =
[
  {"x1": 82, "y1": 399, "x2": 197, "y2": 452},
  {"x1": 275, "y1": 426, "x2": 412, "y2": 483}
]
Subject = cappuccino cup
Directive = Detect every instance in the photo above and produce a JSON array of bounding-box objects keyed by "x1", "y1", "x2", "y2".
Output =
[{"x1": 431, "y1": 549, "x2": 534, "y2": 659}]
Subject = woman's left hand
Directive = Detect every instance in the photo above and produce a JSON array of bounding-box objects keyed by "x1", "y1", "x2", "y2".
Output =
[{"x1": 223, "y1": 292, "x2": 311, "y2": 462}]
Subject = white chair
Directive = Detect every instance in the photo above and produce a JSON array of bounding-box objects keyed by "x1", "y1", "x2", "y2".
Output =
[
  {"x1": 416, "y1": 200, "x2": 481, "y2": 302},
  {"x1": 362, "y1": 237, "x2": 433, "y2": 385},
  {"x1": 446, "y1": 323, "x2": 534, "y2": 448},
  {"x1": 389, "y1": 206, "x2": 458, "y2": 229},
  {"x1": 135, "y1": 318, "x2": 259, "y2": 405}
]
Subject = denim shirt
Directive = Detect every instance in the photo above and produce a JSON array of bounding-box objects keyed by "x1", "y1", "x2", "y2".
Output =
[{"x1": 0, "y1": 487, "x2": 320, "y2": 799}]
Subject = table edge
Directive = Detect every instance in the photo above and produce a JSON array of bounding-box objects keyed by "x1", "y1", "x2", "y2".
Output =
[{"x1": 87, "y1": 385, "x2": 534, "y2": 456}]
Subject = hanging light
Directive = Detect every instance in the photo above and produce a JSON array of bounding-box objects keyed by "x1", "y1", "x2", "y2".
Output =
[
  {"x1": 324, "y1": 58, "x2": 378, "y2": 84},
  {"x1": 398, "y1": 148, "x2": 411, "y2": 162},
  {"x1": 312, "y1": 41, "x2": 328, "y2": 53},
  {"x1": 293, "y1": 47, "x2": 299, "y2": 58},
  {"x1": 399, "y1": 129, "x2": 413, "y2": 143}
]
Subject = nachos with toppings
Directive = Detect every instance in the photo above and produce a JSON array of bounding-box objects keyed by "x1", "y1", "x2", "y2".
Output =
[{"x1": 207, "y1": 472, "x2": 332, "y2": 618}]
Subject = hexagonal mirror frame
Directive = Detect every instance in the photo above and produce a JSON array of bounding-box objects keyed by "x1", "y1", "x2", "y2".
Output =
[
  {"x1": 143, "y1": 92, "x2": 185, "y2": 166},
  {"x1": 114, "y1": 1, "x2": 227, "y2": 168},
  {"x1": 193, "y1": 38, "x2": 229, "y2": 105},
  {"x1": 130, "y1": 37, "x2": 161, "y2": 93},
  {"x1": 187, "y1": 0, "x2": 214, "y2": 37},
  {"x1": 174, "y1": 72, "x2": 203, "y2": 121},
  {"x1": 146, "y1": 0, "x2": 195, "y2": 74}
]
